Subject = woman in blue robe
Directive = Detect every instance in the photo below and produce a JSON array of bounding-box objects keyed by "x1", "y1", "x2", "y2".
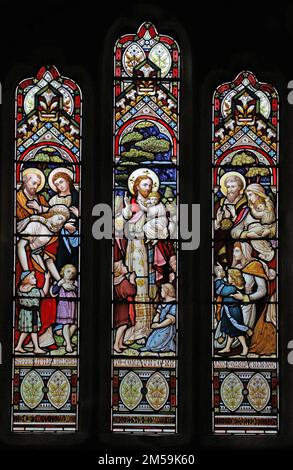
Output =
[{"x1": 141, "y1": 283, "x2": 176, "y2": 353}]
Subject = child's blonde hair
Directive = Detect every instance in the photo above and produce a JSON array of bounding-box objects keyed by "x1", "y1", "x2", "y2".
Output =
[
  {"x1": 228, "y1": 268, "x2": 245, "y2": 289},
  {"x1": 60, "y1": 264, "x2": 77, "y2": 279},
  {"x1": 148, "y1": 191, "x2": 161, "y2": 201},
  {"x1": 161, "y1": 282, "x2": 176, "y2": 298}
]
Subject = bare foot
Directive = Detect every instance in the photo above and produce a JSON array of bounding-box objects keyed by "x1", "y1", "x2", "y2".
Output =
[
  {"x1": 240, "y1": 348, "x2": 248, "y2": 356},
  {"x1": 218, "y1": 348, "x2": 231, "y2": 354},
  {"x1": 66, "y1": 346, "x2": 73, "y2": 353},
  {"x1": 114, "y1": 347, "x2": 123, "y2": 354},
  {"x1": 15, "y1": 347, "x2": 26, "y2": 354},
  {"x1": 33, "y1": 348, "x2": 46, "y2": 354}
]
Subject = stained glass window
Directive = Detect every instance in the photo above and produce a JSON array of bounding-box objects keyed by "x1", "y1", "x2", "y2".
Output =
[
  {"x1": 212, "y1": 71, "x2": 279, "y2": 434},
  {"x1": 112, "y1": 22, "x2": 180, "y2": 433},
  {"x1": 12, "y1": 66, "x2": 82, "y2": 432}
]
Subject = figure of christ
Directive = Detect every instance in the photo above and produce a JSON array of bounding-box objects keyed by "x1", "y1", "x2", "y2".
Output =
[
  {"x1": 121, "y1": 175, "x2": 154, "y2": 344},
  {"x1": 117, "y1": 172, "x2": 176, "y2": 345}
]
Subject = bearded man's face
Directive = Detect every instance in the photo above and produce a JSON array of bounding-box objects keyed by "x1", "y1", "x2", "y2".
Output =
[
  {"x1": 138, "y1": 178, "x2": 152, "y2": 198},
  {"x1": 25, "y1": 175, "x2": 41, "y2": 196},
  {"x1": 225, "y1": 180, "x2": 241, "y2": 202}
]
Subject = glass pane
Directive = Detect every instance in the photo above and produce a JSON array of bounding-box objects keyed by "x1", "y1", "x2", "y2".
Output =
[
  {"x1": 212, "y1": 71, "x2": 279, "y2": 435},
  {"x1": 112, "y1": 22, "x2": 180, "y2": 434},
  {"x1": 12, "y1": 66, "x2": 82, "y2": 432}
]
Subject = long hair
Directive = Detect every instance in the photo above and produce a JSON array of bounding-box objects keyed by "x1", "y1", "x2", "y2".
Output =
[
  {"x1": 232, "y1": 241, "x2": 254, "y2": 268},
  {"x1": 52, "y1": 172, "x2": 74, "y2": 191}
]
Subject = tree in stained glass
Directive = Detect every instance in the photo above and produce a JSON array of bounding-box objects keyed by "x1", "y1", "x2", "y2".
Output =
[
  {"x1": 12, "y1": 66, "x2": 82, "y2": 432},
  {"x1": 112, "y1": 22, "x2": 180, "y2": 433},
  {"x1": 212, "y1": 71, "x2": 279, "y2": 434}
]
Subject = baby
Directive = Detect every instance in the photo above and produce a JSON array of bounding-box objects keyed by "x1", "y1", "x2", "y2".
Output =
[
  {"x1": 247, "y1": 201, "x2": 276, "y2": 238},
  {"x1": 138, "y1": 192, "x2": 169, "y2": 241}
]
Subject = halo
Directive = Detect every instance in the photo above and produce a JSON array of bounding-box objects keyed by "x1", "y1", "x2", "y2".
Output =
[
  {"x1": 22, "y1": 168, "x2": 46, "y2": 192},
  {"x1": 48, "y1": 167, "x2": 74, "y2": 192},
  {"x1": 128, "y1": 168, "x2": 160, "y2": 195},
  {"x1": 220, "y1": 171, "x2": 246, "y2": 196}
]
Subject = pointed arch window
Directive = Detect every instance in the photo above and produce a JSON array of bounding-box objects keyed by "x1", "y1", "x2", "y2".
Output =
[
  {"x1": 212, "y1": 71, "x2": 279, "y2": 434},
  {"x1": 112, "y1": 22, "x2": 180, "y2": 433},
  {"x1": 12, "y1": 66, "x2": 82, "y2": 432}
]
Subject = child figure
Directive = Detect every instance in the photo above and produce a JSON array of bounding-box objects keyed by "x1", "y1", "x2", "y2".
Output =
[
  {"x1": 138, "y1": 191, "x2": 169, "y2": 241},
  {"x1": 113, "y1": 260, "x2": 137, "y2": 353},
  {"x1": 51, "y1": 264, "x2": 78, "y2": 353},
  {"x1": 15, "y1": 270, "x2": 50, "y2": 354},
  {"x1": 214, "y1": 267, "x2": 253, "y2": 356},
  {"x1": 141, "y1": 283, "x2": 176, "y2": 353}
]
